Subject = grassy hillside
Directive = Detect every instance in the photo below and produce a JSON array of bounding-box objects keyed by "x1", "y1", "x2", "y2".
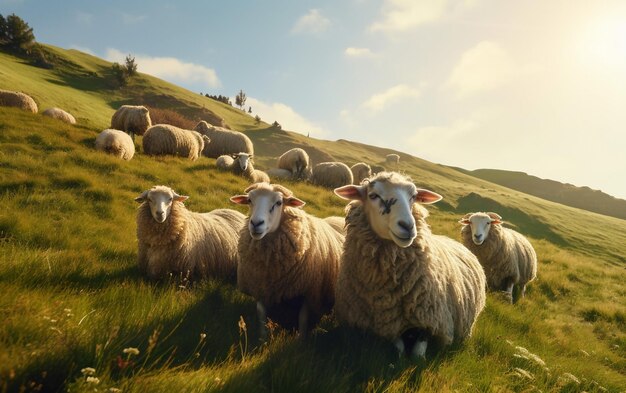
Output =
[
  {"x1": 454, "y1": 168, "x2": 626, "y2": 221},
  {"x1": 1, "y1": 46, "x2": 625, "y2": 392}
]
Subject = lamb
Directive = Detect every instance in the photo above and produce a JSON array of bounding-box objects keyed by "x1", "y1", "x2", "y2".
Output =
[
  {"x1": 385, "y1": 153, "x2": 400, "y2": 166},
  {"x1": 194, "y1": 120, "x2": 254, "y2": 158},
  {"x1": 135, "y1": 185, "x2": 246, "y2": 281},
  {"x1": 216, "y1": 152, "x2": 270, "y2": 183},
  {"x1": 230, "y1": 182, "x2": 345, "y2": 338},
  {"x1": 459, "y1": 212, "x2": 537, "y2": 303},
  {"x1": 42, "y1": 107, "x2": 76, "y2": 124},
  {"x1": 334, "y1": 172, "x2": 486, "y2": 358},
  {"x1": 350, "y1": 162, "x2": 372, "y2": 184},
  {"x1": 111, "y1": 105, "x2": 152, "y2": 140},
  {"x1": 0, "y1": 89, "x2": 38, "y2": 113},
  {"x1": 277, "y1": 148, "x2": 310, "y2": 180},
  {"x1": 266, "y1": 168, "x2": 294, "y2": 181},
  {"x1": 94, "y1": 129, "x2": 135, "y2": 160},
  {"x1": 142, "y1": 124, "x2": 210, "y2": 161},
  {"x1": 311, "y1": 162, "x2": 353, "y2": 189}
]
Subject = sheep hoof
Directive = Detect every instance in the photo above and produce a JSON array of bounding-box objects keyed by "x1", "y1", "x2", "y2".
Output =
[
  {"x1": 394, "y1": 338, "x2": 405, "y2": 358},
  {"x1": 411, "y1": 340, "x2": 427, "y2": 360}
]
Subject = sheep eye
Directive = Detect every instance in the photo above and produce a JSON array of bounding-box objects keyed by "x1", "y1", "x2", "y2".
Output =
[
  {"x1": 276, "y1": 200, "x2": 283, "y2": 207},
  {"x1": 368, "y1": 193, "x2": 379, "y2": 200}
]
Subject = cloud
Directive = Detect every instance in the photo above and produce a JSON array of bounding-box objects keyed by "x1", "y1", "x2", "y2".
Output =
[
  {"x1": 362, "y1": 84, "x2": 420, "y2": 112},
  {"x1": 370, "y1": 0, "x2": 448, "y2": 32},
  {"x1": 345, "y1": 47, "x2": 374, "y2": 58},
  {"x1": 291, "y1": 9, "x2": 331, "y2": 35},
  {"x1": 445, "y1": 41, "x2": 537, "y2": 98},
  {"x1": 121, "y1": 13, "x2": 147, "y2": 25},
  {"x1": 247, "y1": 97, "x2": 329, "y2": 138},
  {"x1": 105, "y1": 48, "x2": 220, "y2": 89}
]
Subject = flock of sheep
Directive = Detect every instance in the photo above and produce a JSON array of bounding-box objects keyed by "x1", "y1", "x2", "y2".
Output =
[{"x1": 1, "y1": 91, "x2": 539, "y2": 358}]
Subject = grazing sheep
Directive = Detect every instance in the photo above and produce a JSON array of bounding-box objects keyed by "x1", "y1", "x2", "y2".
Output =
[
  {"x1": 42, "y1": 107, "x2": 76, "y2": 124},
  {"x1": 111, "y1": 105, "x2": 152, "y2": 140},
  {"x1": 0, "y1": 90, "x2": 38, "y2": 113},
  {"x1": 371, "y1": 165, "x2": 386, "y2": 175},
  {"x1": 216, "y1": 152, "x2": 269, "y2": 183},
  {"x1": 459, "y1": 212, "x2": 537, "y2": 303},
  {"x1": 277, "y1": 148, "x2": 310, "y2": 180},
  {"x1": 334, "y1": 172, "x2": 486, "y2": 358},
  {"x1": 135, "y1": 185, "x2": 246, "y2": 281},
  {"x1": 350, "y1": 162, "x2": 372, "y2": 184},
  {"x1": 266, "y1": 168, "x2": 294, "y2": 181},
  {"x1": 311, "y1": 162, "x2": 353, "y2": 189},
  {"x1": 231, "y1": 182, "x2": 345, "y2": 338},
  {"x1": 143, "y1": 124, "x2": 210, "y2": 161},
  {"x1": 95, "y1": 129, "x2": 135, "y2": 160},
  {"x1": 385, "y1": 154, "x2": 400, "y2": 166},
  {"x1": 194, "y1": 120, "x2": 254, "y2": 158}
]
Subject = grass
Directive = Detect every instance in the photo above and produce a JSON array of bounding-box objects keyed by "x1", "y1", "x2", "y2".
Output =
[{"x1": 0, "y1": 45, "x2": 625, "y2": 392}]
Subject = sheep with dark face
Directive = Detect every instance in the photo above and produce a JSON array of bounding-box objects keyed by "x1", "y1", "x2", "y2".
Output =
[{"x1": 334, "y1": 172, "x2": 486, "y2": 358}]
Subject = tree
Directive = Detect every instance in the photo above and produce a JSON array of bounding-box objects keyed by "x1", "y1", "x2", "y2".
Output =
[
  {"x1": 248, "y1": 106, "x2": 252, "y2": 114},
  {"x1": 254, "y1": 115, "x2": 261, "y2": 124},
  {"x1": 0, "y1": 14, "x2": 8, "y2": 45},
  {"x1": 235, "y1": 89, "x2": 247, "y2": 110},
  {"x1": 125, "y1": 54, "x2": 138, "y2": 77},
  {"x1": 3, "y1": 13, "x2": 35, "y2": 52},
  {"x1": 272, "y1": 120, "x2": 281, "y2": 130},
  {"x1": 112, "y1": 62, "x2": 129, "y2": 86}
]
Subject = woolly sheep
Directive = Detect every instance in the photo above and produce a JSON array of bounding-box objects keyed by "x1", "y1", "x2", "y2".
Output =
[
  {"x1": 311, "y1": 162, "x2": 353, "y2": 189},
  {"x1": 95, "y1": 129, "x2": 135, "y2": 160},
  {"x1": 42, "y1": 107, "x2": 76, "y2": 124},
  {"x1": 324, "y1": 216, "x2": 345, "y2": 235},
  {"x1": 334, "y1": 172, "x2": 486, "y2": 358},
  {"x1": 231, "y1": 182, "x2": 345, "y2": 338},
  {"x1": 135, "y1": 185, "x2": 246, "y2": 281},
  {"x1": 0, "y1": 89, "x2": 38, "y2": 113},
  {"x1": 266, "y1": 168, "x2": 294, "y2": 181},
  {"x1": 111, "y1": 105, "x2": 152, "y2": 139},
  {"x1": 216, "y1": 152, "x2": 269, "y2": 183},
  {"x1": 371, "y1": 165, "x2": 386, "y2": 175},
  {"x1": 459, "y1": 212, "x2": 537, "y2": 303},
  {"x1": 385, "y1": 153, "x2": 400, "y2": 166},
  {"x1": 350, "y1": 162, "x2": 372, "y2": 184},
  {"x1": 143, "y1": 124, "x2": 210, "y2": 161},
  {"x1": 277, "y1": 148, "x2": 310, "y2": 180},
  {"x1": 194, "y1": 120, "x2": 254, "y2": 158}
]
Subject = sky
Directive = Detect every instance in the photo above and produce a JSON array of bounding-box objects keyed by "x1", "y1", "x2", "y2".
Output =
[{"x1": 2, "y1": 0, "x2": 626, "y2": 199}]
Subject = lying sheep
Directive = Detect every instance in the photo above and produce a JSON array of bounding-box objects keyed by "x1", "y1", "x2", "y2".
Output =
[
  {"x1": 194, "y1": 120, "x2": 254, "y2": 158},
  {"x1": 135, "y1": 185, "x2": 246, "y2": 281},
  {"x1": 371, "y1": 164, "x2": 386, "y2": 175},
  {"x1": 460, "y1": 212, "x2": 537, "y2": 303},
  {"x1": 0, "y1": 89, "x2": 38, "y2": 113},
  {"x1": 277, "y1": 148, "x2": 310, "y2": 180},
  {"x1": 111, "y1": 105, "x2": 152, "y2": 140},
  {"x1": 334, "y1": 172, "x2": 486, "y2": 358},
  {"x1": 385, "y1": 154, "x2": 400, "y2": 166},
  {"x1": 216, "y1": 152, "x2": 269, "y2": 183},
  {"x1": 231, "y1": 182, "x2": 345, "y2": 338},
  {"x1": 266, "y1": 168, "x2": 294, "y2": 181},
  {"x1": 143, "y1": 124, "x2": 210, "y2": 161},
  {"x1": 42, "y1": 107, "x2": 76, "y2": 124},
  {"x1": 311, "y1": 162, "x2": 353, "y2": 189},
  {"x1": 350, "y1": 162, "x2": 372, "y2": 184},
  {"x1": 95, "y1": 129, "x2": 135, "y2": 160}
]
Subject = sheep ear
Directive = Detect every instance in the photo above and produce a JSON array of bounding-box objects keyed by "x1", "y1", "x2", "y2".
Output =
[
  {"x1": 135, "y1": 191, "x2": 149, "y2": 203},
  {"x1": 230, "y1": 195, "x2": 250, "y2": 205},
  {"x1": 487, "y1": 212, "x2": 502, "y2": 224},
  {"x1": 203, "y1": 135, "x2": 211, "y2": 144},
  {"x1": 459, "y1": 218, "x2": 471, "y2": 225},
  {"x1": 285, "y1": 197, "x2": 305, "y2": 208},
  {"x1": 415, "y1": 188, "x2": 442, "y2": 204},
  {"x1": 174, "y1": 195, "x2": 189, "y2": 202},
  {"x1": 334, "y1": 185, "x2": 365, "y2": 201}
]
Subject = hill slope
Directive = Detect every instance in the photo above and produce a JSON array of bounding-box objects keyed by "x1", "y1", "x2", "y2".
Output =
[{"x1": 1, "y1": 46, "x2": 625, "y2": 392}]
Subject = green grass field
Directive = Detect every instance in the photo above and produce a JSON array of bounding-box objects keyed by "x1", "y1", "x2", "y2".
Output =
[{"x1": 0, "y1": 46, "x2": 625, "y2": 392}]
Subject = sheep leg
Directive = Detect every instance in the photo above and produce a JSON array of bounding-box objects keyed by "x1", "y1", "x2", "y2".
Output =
[
  {"x1": 520, "y1": 284, "x2": 527, "y2": 298},
  {"x1": 505, "y1": 281, "x2": 514, "y2": 304},
  {"x1": 298, "y1": 302, "x2": 309, "y2": 339},
  {"x1": 256, "y1": 302, "x2": 268, "y2": 342},
  {"x1": 393, "y1": 338, "x2": 405, "y2": 358},
  {"x1": 411, "y1": 340, "x2": 428, "y2": 359}
]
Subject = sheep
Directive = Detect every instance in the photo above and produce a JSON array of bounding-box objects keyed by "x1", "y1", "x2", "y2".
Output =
[
  {"x1": 111, "y1": 105, "x2": 152, "y2": 140},
  {"x1": 371, "y1": 164, "x2": 386, "y2": 175},
  {"x1": 135, "y1": 185, "x2": 246, "y2": 281},
  {"x1": 194, "y1": 120, "x2": 254, "y2": 158},
  {"x1": 277, "y1": 148, "x2": 310, "y2": 180},
  {"x1": 350, "y1": 162, "x2": 372, "y2": 184},
  {"x1": 142, "y1": 124, "x2": 210, "y2": 161},
  {"x1": 324, "y1": 216, "x2": 345, "y2": 235},
  {"x1": 459, "y1": 212, "x2": 537, "y2": 303},
  {"x1": 230, "y1": 182, "x2": 345, "y2": 338},
  {"x1": 42, "y1": 107, "x2": 76, "y2": 124},
  {"x1": 311, "y1": 162, "x2": 353, "y2": 189},
  {"x1": 266, "y1": 168, "x2": 294, "y2": 181},
  {"x1": 216, "y1": 152, "x2": 270, "y2": 183},
  {"x1": 94, "y1": 129, "x2": 135, "y2": 160},
  {"x1": 385, "y1": 153, "x2": 400, "y2": 166},
  {"x1": 333, "y1": 172, "x2": 486, "y2": 358},
  {"x1": 0, "y1": 89, "x2": 38, "y2": 113}
]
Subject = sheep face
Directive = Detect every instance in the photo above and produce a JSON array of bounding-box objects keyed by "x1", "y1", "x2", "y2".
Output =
[
  {"x1": 231, "y1": 185, "x2": 305, "y2": 240},
  {"x1": 335, "y1": 172, "x2": 441, "y2": 248},
  {"x1": 135, "y1": 186, "x2": 189, "y2": 223},
  {"x1": 236, "y1": 153, "x2": 251, "y2": 171},
  {"x1": 459, "y1": 212, "x2": 502, "y2": 245}
]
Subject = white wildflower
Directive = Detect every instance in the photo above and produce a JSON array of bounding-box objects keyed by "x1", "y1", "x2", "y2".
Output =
[
  {"x1": 559, "y1": 372, "x2": 580, "y2": 385},
  {"x1": 123, "y1": 347, "x2": 140, "y2": 356},
  {"x1": 81, "y1": 367, "x2": 96, "y2": 376},
  {"x1": 512, "y1": 367, "x2": 534, "y2": 380},
  {"x1": 86, "y1": 376, "x2": 100, "y2": 384}
]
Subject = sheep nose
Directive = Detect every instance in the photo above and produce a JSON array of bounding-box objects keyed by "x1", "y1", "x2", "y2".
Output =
[
  {"x1": 250, "y1": 219, "x2": 264, "y2": 228},
  {"x1": 397, "y1": 220, "x2": 413, "y2": 232},
  {"x1": 474, "y1": 233, "x2": 483, "y2": 241}
]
